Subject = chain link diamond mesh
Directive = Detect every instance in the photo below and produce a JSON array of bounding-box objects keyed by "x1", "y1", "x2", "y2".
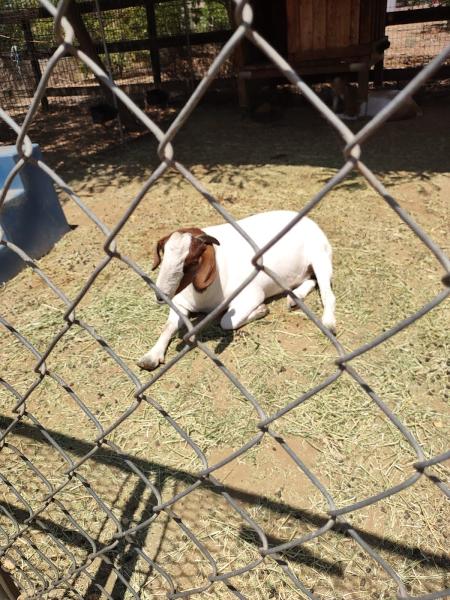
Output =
[{"x1": 0, "y1": 1, "x2": 449, "y2": 599}]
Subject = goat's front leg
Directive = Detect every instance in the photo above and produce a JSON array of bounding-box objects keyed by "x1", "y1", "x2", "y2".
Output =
[
  {"x1": 138, "y1": 307, "x2": 187, "y2": 371},
  {"x1": 220, "y1": 290, "x2": 267, "y2": 330}
]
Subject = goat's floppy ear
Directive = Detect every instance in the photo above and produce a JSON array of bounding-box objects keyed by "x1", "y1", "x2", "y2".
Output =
[
  {"x1": 193, "y1": 244, "x2": 217, "y2": 291},
  {"x1": 152, "y1": 235, "x2": 169, "y2": 270},
  {"x1": 195, "y1": 233, "x2": 220, "y2": 246}
]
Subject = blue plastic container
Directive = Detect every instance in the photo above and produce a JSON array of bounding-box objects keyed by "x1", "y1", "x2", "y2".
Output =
[{"x1": 0, "y1": 145, "x2": 70, "y2": 283}]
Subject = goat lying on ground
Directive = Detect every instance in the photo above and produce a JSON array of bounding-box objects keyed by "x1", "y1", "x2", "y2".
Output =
[
  {"x1": 138, "y1": 211, "x2": 336, "y2": 371},
  {"x1": 331, "y1": 77, "x2": 421, "y2": 121}
]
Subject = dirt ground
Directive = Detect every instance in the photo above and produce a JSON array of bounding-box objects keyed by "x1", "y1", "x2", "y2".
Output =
[{"x1": 0, "y1": 89, "x2": 449, "y2": 600}]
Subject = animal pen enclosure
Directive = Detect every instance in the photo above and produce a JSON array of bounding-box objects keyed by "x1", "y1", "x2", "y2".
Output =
[
  {"x1": 1, "y1": 0, "x2": 450, "y2": 599},
  {"x1": 0, "y1": 0, "x2": 450, "y2": 119}
]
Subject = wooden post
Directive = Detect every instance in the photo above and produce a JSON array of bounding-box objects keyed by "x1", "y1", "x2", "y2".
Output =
[
  {"x1": 64, "y1": 0, "x2": 136, "y2": 127},
  {"x1": 65, "y1": 0, "x2": 114, "y2": 101},
  {"x1": 357, "y1": 64, "x2": 370, "y2": 103},
  {"x1": 374, "y1": 58, "x2": 384, "y2": 88},
  {"x1": 144, "y1": 0, "x2": 161, "y2": 85},
  {"x1": 21, "y1": 19, "x2": 49, "y2": 111}
]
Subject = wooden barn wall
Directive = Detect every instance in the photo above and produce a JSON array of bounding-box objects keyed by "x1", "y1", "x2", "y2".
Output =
[
  {"x1": 359, "y1": 0, "x2": 387, "y2": 43},
  {"x1": 240, "y1": 0, "x2": 287, "y2": 64},
  {"x1": 287, "y1": 0, "x2": 387, "y2": 59},
  {"x1": 239, "y1": 0, "x2": 387, "y2": 66}
]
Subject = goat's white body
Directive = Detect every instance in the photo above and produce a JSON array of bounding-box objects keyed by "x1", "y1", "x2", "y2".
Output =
[
  {"x1": 360, "y1": 90, "x2": 400, "y2": 118},
  {"x1": 173, "y1": 211, "x2": 329, "y2": 311},
  {"x1": 138, "y1": 211, "x2": 336, "y2": 370},
  {"x1": 338, "y1": 90, "x2": 421, "y2": 121}
]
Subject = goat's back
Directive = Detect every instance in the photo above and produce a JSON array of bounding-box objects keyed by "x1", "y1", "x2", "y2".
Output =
[
  {"x1": 204, "y1": 210, "x2": 331, "y2": 296},
  {"x1": 205, "y1": 210, "x2": 327, "y2": 248}
]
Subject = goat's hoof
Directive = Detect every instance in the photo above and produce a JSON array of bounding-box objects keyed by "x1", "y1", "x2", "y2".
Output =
[
  {"x1": 287, "y1": 296, "x2": 299, "y2": 311},
  {"x1": 137, "y1": 353, "x2": 164, "y2": 371},
  {"x1": 322, "y1": 317, "x2": 337, "y2": 335},
  {"x1": 287, "y1": 297, "x2": 308, "y2": 316}
]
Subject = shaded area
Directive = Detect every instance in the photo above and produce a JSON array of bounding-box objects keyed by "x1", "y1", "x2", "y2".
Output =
[
  {"x1": 2, "y1": 89, "x2": 450, "y2": 194},
  {"x1": 0, "y1": 414, "x2": 448, "y2": 597}
]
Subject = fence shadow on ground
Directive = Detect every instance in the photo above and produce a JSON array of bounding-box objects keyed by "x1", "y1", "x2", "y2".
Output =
[{"x1": 0, "y1": 414, "x2": 448, "y2": 597}]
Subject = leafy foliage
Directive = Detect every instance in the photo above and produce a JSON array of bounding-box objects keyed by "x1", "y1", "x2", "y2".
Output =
[{"x1": 0, "y1": 0, "x2": 231, "y2": 79}]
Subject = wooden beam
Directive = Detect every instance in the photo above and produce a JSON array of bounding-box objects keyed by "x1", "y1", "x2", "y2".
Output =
[
  {"x1": 32, "y1": 30, "x2": 231, "y2": 58},
  {"x1": 312, "y1": 0, "x2": 327, "y2": 51},
  {"x1": 63, "y1": 0, "x2": 133, "y2": 128},
  {"x1": 386, "y1": 6, "x2": 450, "y2": 26},
  {"x1": 64, "y1": 1, "x2": 111, "y2": 86},
  {"x1": 0, "y1": 8, "x2": 40, "y2": 23},
  {"x1": 144, "y1": 0, "x2": 161, "y2": 85},
  {"x1": 21, "y1": 19, "x2": 49, "y2": 110},
  {"x1": 45, "y1": 64, "x2": 450, "y2": 96},
  {"x1": 237, "y1": 63, "x2": 450, "y2": 84}
]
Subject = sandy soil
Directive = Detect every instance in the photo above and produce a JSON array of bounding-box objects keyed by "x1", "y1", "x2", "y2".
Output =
[{"x1": 1, "y1": 90, "x2": 449, "y2": 599}]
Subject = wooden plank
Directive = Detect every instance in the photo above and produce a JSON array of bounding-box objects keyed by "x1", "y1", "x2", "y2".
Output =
[
  {"x1": 370, "y1": 0, "x2": 376, "y2": 43},
  {"x1": 312, "y1": 0, "x2": 327, "y2": 51},
  {"x1": 22, "y1": 20, "x2": 49, "y2": 110},
  {"x1": 0, "y1": 8, "x2": 39, "y2": 22},
  {"x1": 298, "y1": 0, "x2": 313, "y2": 52},
  {"x1": 113, "y1": 29, "x2": 231, "y2": 50},
  {"x1": 286, "y1": 0, "x2": 300, "y2": 58},
  {"x1": 374, "y1": 0, "x2": 387, "y2": 40},
  {"x1": 326, "y1": 0, "x2": 339, "y2": 48},
  {"x1": 359, "y1": 0, "x2": 371, "y2": 44},
  {"x1": 42, "y1": 63, "x2": 450, "y2": 94},
  {"x1": 387, "y1": 5, "x2": 450, "y2": 25},
  {"x1": 37, "y1": 30, "x2": 231, "y2": 58},
  {"x1": 341, "y1": 0, "x2": 353, "y2": 47},
  {"x1": 349, "y1": 0, "x2": 360, "y2": 45},
  {"x1": 291, "y1": 42, "x2": 372, "y2": 61},
  {"x1": 144, "y1": 0, "x2": 161, "y2": 85},
  {"x1": 326, "y1": 0, "x2": 352, "y2": 48},
  {"x1": 239, "y1": 44, "x2": 372, "y2": 71},
  {"x1": 237, "y1": 62, "x2": 450, "y2": 83},
  {"x1": 373, "y1": 58, "x2": 384, "y2": 87},
  {"x1": 357, "y1": 64, "x2": 369, "y2": 102}
]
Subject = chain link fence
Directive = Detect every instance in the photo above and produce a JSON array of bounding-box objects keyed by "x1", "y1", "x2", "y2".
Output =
[
  {"x1": 385, "y1": 1, "x2": 450, "y2": 70},
  {"x1": 1, "y1": 0, "x2": 449, "y2": 598}
]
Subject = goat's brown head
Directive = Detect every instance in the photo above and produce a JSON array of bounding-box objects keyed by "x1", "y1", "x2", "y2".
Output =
[{"x1": 152, "y1": 228, "x2": 220, "y2": 301}]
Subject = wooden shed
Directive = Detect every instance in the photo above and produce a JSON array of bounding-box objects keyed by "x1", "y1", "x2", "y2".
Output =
[{"x1": 236, "y1": 0, "x2": 389, "y2": 107}]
